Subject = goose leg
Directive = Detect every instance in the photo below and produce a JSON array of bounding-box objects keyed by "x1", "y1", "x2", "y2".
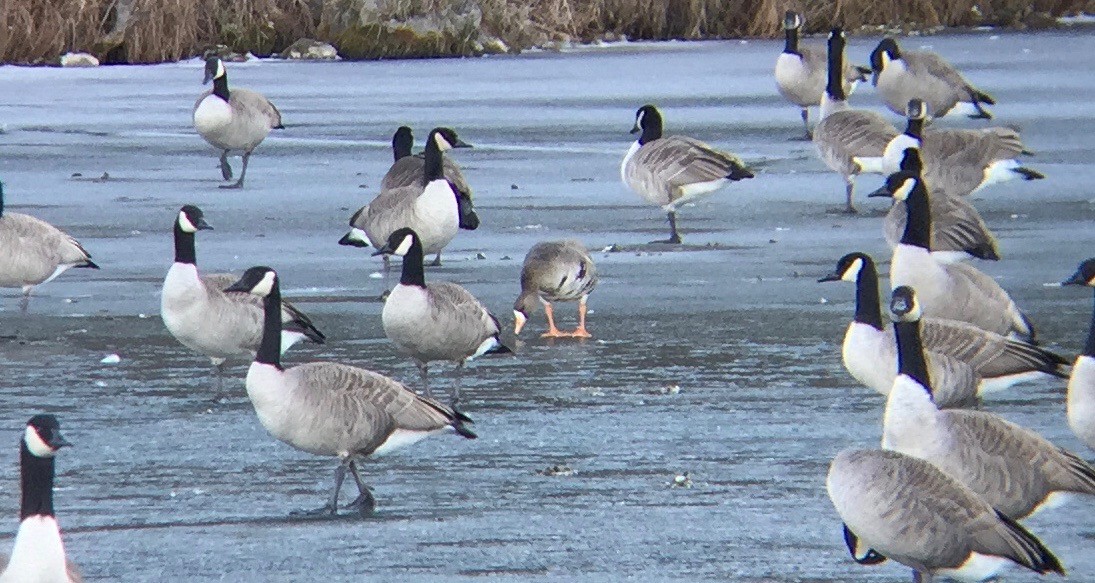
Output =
[
  {"x1": 220, "y1": 151, "x2": 249, "y2": 189},
  {"x1": 219, "y1": 150, "x2": 233, "y2": 180},
  {"x1": 290, "y1": 462, "x2": 343, "y2": 516},
  {"x1": 800, "y1": 108, "x2": 812, "y2": 140},
  {"x1": 451, "y1": 362, "x2": 464, "y2": 408},
  {"x1": 650, "y1": 211, "x2": 683, "y2": 244},
  {"x1": 570, "y1": 296, "x2": 592, "y2": 338},
  {"x1": 912, "y1": 571, "x2": 932, "y2": 583},
  {"x1": 540, "y1": 302, "x2": 567, "y2": 338},
  {"x1": 344, "y1": 461, "x2": 376, "y2": 515},
  {"x1": 430, "y1": 252, "x2": 442, "y2": 267},
  {"x1": 844, "y1": 178, "x2": 858, "y2": 214},
  {"x1": 417, "y1": 362, "x2": 431, "y2": 398},
  {"x1": 19, "y1": 288, "x2": 31, "y2": 315}
]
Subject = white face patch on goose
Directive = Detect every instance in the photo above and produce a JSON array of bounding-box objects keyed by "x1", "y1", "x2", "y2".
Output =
[
  {"x1": 893, "y1": 294, "x2": 922, "y2": 322},
  {"x1": 24, "y1": 426, "x2": 56, "y2": 458},
  {"x1": 251, "y1": 271, "x2": 276, "y2": 297},
  {"x1": 393, "y1": 234, "x2": 415, "y2": 256},
  {"x1": 215, "y1": 60, "x2": 226, "y2": 79},
  {"x1": 891, "y1": 178, "x2": 916, "y2": 201},
  {"x1": 178, "y1": 211, "x2": 198, "y2": 233},
  {"x1": 881, "y1": 51, "x2": 892, "y2": 67},
  {"x1": 841, "y1": 258, "x2": 864, "y2": 282},
  {"x1": 433, "y1": 133, "x2": 453, "y2": 151}
]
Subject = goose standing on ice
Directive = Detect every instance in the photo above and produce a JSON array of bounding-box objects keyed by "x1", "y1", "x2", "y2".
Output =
[
  {"x1": 1063, "y1": 258, "x2": 1095, "y2": 451},
  {"x1": 339, "y1": 127, "x2": 479, "y2": 266},
  {"x1": 882, "y1": 286, "x2": 1095, "y2": 520},
  {"x1": 813, "y1": 28, "x2": 898, "y2": 213},
  {"x1": 193, "y1": 56, "x2": 283, "y2": 189},
  {"x1": 161, "y1": 205, "x2": 325, "y2": 390},
  {"x1": 225, "y1": 266, "x2": 476, "y2": 516},
  {"x1": 375, "y1": 228, "x2": 511, "y2": 406},
  {"x1": 0, "y1": 182, "x2": 99, "y2": 313},
  {"x1": 774, "y1": 11, "x2": 870, "y2": 139},
  {"x1": 870, "y1": 37, "x2": 996, "y2": 119},
  {"x1": 621, "y1": 104, "x2": 753, "y2": 244},
  {"x1": 513, "y1": 240, "x2": 598, "y2": 338},
  {"x1": 0, "y1": 415, "x2": 81, "y2": 582}
]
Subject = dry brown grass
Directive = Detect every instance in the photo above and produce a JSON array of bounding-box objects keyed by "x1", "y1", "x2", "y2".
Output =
[{"x1": 0, "y1": 0, "x2": 1088, "y2": 64}]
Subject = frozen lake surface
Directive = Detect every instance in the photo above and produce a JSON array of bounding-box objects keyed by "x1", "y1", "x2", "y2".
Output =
[{"x1": 1, "y1": 29, "x2": 1094, "y2": 581}]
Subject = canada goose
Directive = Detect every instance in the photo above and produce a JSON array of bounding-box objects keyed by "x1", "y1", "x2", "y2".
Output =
[
  {"x1": 1063, "y1": 258, "x2": 1095, "y2": 451},
  {"x1": 774, "y1": 11, "x2": 871, "y2": 139},
  {"x1": 0, "y1": 414, "x2": 82, "y2": 583},
  {"x1": 829, "y1": 448, "x2": 1063, "y2": 582},
  {"x1": 621, "y1": 104, "x2": 753, "y2": 244},
  {"x1": 375, "y1": 228, "x2": 512, "y2": 406},
  {"x1": 161, "y1": 205, "x2": 325, "y2": 389},
  {"x1": 339, "y1": 128, "x2": 479, "y2": 266},
  {"x1": 875, "y1": 100, "x2": 1044, "y2": 196},
  {"x1": 883, "y1": 286, "x2": 1095, "y2": 520},
  {"x1": 870, "y1": 37, "x2": 995, "y2": 119},
  {"x1": 812, "y1": 28, "x2": 898, "y2": 213},
  {"x1": 193, "y1": 56, "x2": 283, "y2": 189},
  {"x1": 513, "y1": 240, "x2": 598, "y2": 338},
  {"x1": 379, "y1": 126, "x2": 473, "y2": 197},
  {"x1": 224, "y1": 266, "x2": 476, "y2": 516},
  {"x1": 0, "y1": 181, "x2": 99, "y2": 313},
  {"x1": 874, "y1": 171, "x2": 1035, "y2": 341},
  {"x1": 877, "y1": 148, "x2": 1000, "y2": 262}
]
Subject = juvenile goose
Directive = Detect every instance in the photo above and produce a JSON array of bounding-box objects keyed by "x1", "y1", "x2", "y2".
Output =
[
  {"x1": 0, "y1": 415, "x2": 81, "y2": 583},
  {"x1": 193, "y1": 56, "x2": 283, "y2": 189},
  {"x1": 876, "y1": 148, "x2": 1000, "y2": 262},
  {"x1": 813, "y1": 28, "x2": 898, "y2": 213},
  {"x1": 876, "y1": 100, "x2": 1043, "y2": 196},
  {"x1": 0, "y1": 182, "x2": 98, "y2": 312},
  {"x1": 877, "y1": 171, "x2": 1035, "y2": 340},
  {"x1": 820, "y1": 253, "x2": 1065, "y2": 403},
  {"x1": 376, "y1": 228, "x2": 511, "y2": 406},
  {"x1": 870, "y1": 37, "x2": 995, "y2": 119},
  {"x1": 621, "y1": 104, "x2": 753, "y2": 244},
  {"x1": 883, "y1": 286, "x2": 1095, "y2": 520},
  {"x1": 339, "y1": 128, "x2": 479, "y2": 266},
  {"x1": 513, "y1": 240, "x2": 598, "y2": 338},
  {"x1": 829, "y1": 447, "x2": 1063, "y2": 582},
  {"x1": 774, "y1": 11, "x2": 870, "y2": 139},
  {"x1": 161, "y1": 205, "x2": 324, "y2": 389},
  {"x1": 1063, "y1": 258, "x2": 1095, "y2": 451},
  {"x1": 225, "y1": 266, "x2": 475, "y2": 516}
]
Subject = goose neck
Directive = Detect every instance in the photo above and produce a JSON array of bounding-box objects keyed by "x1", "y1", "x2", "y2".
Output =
[
  {"x1": 212, "y1": 75, "x2": 230, "y2": 101},
  {"x1": 173, "y1": 223, "x2": 197, "y2": 265},
  {"x1": 904, "y1": 117, "x2": 924, "y2": 139},
  {"x1": 19, "y1": 443, "x2": 55, "y2": 520},
  {"x1": 784, "y1": 28, "x2": 799, "y2": 54},
  {"x1": 854, "y1": 261, "x2": 884, "y2": 330},
  {"x1": 1086, "y1": 291, "x2": 1095, "y2": 357},
  {"x1": 256, "y1": 285, "x2": 283, "y2": 369},
  {"x1": 894, "y1": 319, "x2": 932, "y2": 396},
  {"x1": 899, "y1": 184, "x2": 931, "y2": 250},
  {"x1": 398, "y1": 238, "x2": 427, "y2": 288},
  {"x1": 826, "y1": 38, "x2": 846, "y2": 101}
]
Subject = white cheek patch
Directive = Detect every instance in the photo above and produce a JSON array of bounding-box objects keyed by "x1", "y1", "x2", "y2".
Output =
[
  {"x1": 636, "y1": 110, "x2": 645, "y2": 128},
  {"x1": 892, "y1": 179, "x2": 915, "y2": 201},
  {"x1": 841, "y1": 258, "x2": 864, "y2": 282},
  {"x1": 394, "y1": 234, "x2": 415, "y2": 256},
  {"x1": 24, "y1": 426, "x2": 56, "y2": 458},
  {"x1": 434, "y1": 133, "x2": 452, "y2": 151},
  {"x1": 881, "y1": 51, "x2": 892, "y2": 67},
  {"x1": 251, "y1": 272, "x2": 276, "y2": 296},
  {"x1": 216, "y1": 60, "x2": 226, "y2": 79},
  {"x1": 178, "y1": 211, "x2": 198, "y2": 233}
]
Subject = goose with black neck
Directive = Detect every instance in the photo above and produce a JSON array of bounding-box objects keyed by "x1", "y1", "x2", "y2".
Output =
[
  {"x1": 225, "y1": 266, "x2": 476, "y2": 517},
  {"x1": 375, "y1": 228, "x2": 512, "y2": 407},
  {"x1": 1063, "y1": 258, "x2": 1095, "y2": 451}
]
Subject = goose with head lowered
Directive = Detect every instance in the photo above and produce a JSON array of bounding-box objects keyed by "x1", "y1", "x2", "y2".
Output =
[
  {"x1": 820, "y1": 253, "x2": 1067, "y2": 405},
  {"x1": 1063, "y1": 258, "x2": 1095, "y2": 451},
  {"x1": 0, "y1": 181, "x2": 99, "y2": 314},
  {"x1": 225, "y1": 266, "x2": 476, "y2": 516},
  {"x1": 881, "y1": 285, "x2": 1095, "y2": 521},
  {"x1": 0, "y1": 414, "x2": 81, "y2": 583},
  {"x1": 193, "y1": 55, "x2": 283, "y2": 189},
  {"x1": 873, "y1": 171, "x2": 1035, "y2": 341},
  {"x1": 865, "y1": 100, "x2": 1044, "y2": 197},
  {"x1": 870, "y1": 37, "x2": 996, "y2": 120},
  {"x1": 774, "y1": 11, "x2": 871, "y2": 139},
  {"x1": 161, "y1": 205, "x2": 325, "y2": 390},
  {"x1": 375, "y1": 228, "x2": 512, "y2": 407},
  {"x1": 877, "y1": 148, "x2": 1000, "y2": 263},
  {"x1": 812, "y1": 28, "x2": 898, "y2": 213},
  {"x1": 621, "y1": 104, "x2": 753, "y2": 244},
  {"x1": 513, "y1": 240, "x2": 598, "y2": 339},
  {"x1": 339, "y1": 127, "x2": 478, "y2": 267}
]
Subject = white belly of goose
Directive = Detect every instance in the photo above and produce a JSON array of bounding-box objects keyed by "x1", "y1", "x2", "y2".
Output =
[
  {"x1": 193, "y1": 95, "x2": 233, "y2": 136},
  {"x1": 382, "y1": 284, "x2": 432, "y2": 352},
  {"x1": 620, "y1": 141, "x2": 641, "y2": 186},
  {"x1": 372, "y1": 427, "x2": 448, "y2": 457},
  {"x1": 1068, "y1": 355, "x2": 1095, "y2": 449},
  {"x1": 882, "y1": 134, "x2": 920, "y2": 173},
  {"x1": 842, "y1": 323, "x2": 894, "y2": 395},
  {"x1": 412, "y1": 181, "x2": 460, "y2": 255},
  {"x1": 245, "y1": 362, "x2": 335, "y2": 457},
  {"x1": 937, "y1": 552, "x2": 1014, "y2": 583},
  {"x1": 0, "y1": 516, "x2": 69, "y2": 583}
]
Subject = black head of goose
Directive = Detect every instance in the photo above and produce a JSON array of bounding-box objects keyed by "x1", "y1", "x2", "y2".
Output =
[
  {"x1": 202, "y1": 56, "x2": 229, "y2": 101},
  {"x1": 782, "y1": 11, "x2": 803, "y2": 55},
  {"x1": 629, "y1": 104, "x2": 663, "y2": 145},
  {"x1": 868, "y1": 37, "x2": 900, "y2": 86},
  {"x1": 422, "y1": 127, "x2": 478, "y2": 231},
  {"x1": 1064, "y1": 258, "x2": 1095, "y2": 359},
  {"x1": 1, "y1": 414, "x2": 79, "y2": 582},
  {"x1": 392, "y1": 126, "x2": 413, "y2": 162},
  {"x1": 819, "y1": 252, "x2": 884, "y2": 331},
  {"x1": 869, "y1": 169, "x2": 930, "y2": 252},
  {"x1": 172, "y1": 204, "x2": 214, "y2": 266},
  {"x1": 822, "y1": 28, "x2": 849, "y2": 108},
  {"x1": 890, "y1": 286, "x2": 932, "y2": 392}
]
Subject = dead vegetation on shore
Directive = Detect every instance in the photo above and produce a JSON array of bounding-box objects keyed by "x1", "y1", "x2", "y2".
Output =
[{"x1": 0, "y1": 0, "x2": 1089, "y2": 64}]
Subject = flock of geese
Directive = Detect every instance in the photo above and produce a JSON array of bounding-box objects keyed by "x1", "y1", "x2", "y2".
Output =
[{"x1": 0, "y1": 13, "x2": 1092, "y2": 581}]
